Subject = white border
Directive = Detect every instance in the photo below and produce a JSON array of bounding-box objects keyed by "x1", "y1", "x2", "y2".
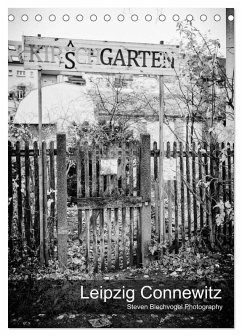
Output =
[{"x1": 2, "y1": 1, "x2": 242, "y2": 335}]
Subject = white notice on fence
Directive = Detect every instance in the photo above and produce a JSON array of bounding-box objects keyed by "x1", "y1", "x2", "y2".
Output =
[
  {"x1": 100, "y1": 159, "x2": 118, "y2": 175},
  {"x1": 163, "y1": 158, "x2": 177, "y2": 180}
]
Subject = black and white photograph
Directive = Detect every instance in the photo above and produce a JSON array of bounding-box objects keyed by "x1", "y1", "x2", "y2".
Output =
[{"x1": 7, "y1": 6, "x2": 235, "y2": 329}]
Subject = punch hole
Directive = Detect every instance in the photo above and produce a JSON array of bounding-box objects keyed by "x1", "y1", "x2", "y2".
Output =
[
  {"x1": 21, "y1": 14, "x2": 28, "y2": 22},
  {"x1": 228, "y1": 15, "x2": 234, "y2": 21},
  {"x1": 49, "y1": 14, "x2": 56, "y2": 22},
  {"x1": 63, "y1": 14, "x2": 70, "y2": 22},
  {"x1": 186, "y1": 14, "x2": 193, "y2": 22},
  {"x1": 76, "y1": 14, "x2": 83, "y2": 21},
  {"x1": 131, "y1": 14, "x2": 138, "y2": 22},
  {"x1": 117, "y1": 14, "x2": 125, "y2": 21},
  {"x1": 104, "y1": 14, "x2": 111, "y2": 22},
  {"x1": 90, "y1": 14, "x2": 97, "y2": 22},
  {"x1": 159, "y1": 14, "x2": 166, "y2": 22},
  {"x1": 200, "y1": 14, "x2": 207, "y2": 21},
  {"x1": 8, "y1": 14, "x2": 15, "y2": 21},
  {"x1": 35, "y1": 14, "x2": 42, "y2": 22},
  {"x1": 173, "y1": 14, "x2": 180, "y2": 22},
  {"x1": 145, "y1": 14, "x2": 152, "y2": 22},
  {"x1": 214, "y1": 14, "x2": 221, "y2": 22}
]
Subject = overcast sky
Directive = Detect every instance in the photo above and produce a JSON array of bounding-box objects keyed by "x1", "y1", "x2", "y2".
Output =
[{"x1": 8, "y1": 8, "x2": 226, "y2": 56}]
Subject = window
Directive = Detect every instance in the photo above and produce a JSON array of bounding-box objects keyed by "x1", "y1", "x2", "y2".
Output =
[
  {"x1": 67, "y1": 76, "x2": 86, "y2": 86},
  {"x1": 114, "y1": 78, "x2": 127, "y2": 88},
  {"x1": 30, "y1": 71, "x2": 34, "y2": 78},
  {"x1": 8, "y1": 92, "x2": 15, "y2": 100},
  {"x1": 8, "y1": 69, "x2": 13, "y2": 76},
  {"x1": 8, "y1": 45, "x2": 16, "y2": 51},
  {"x1": 11, "y1": 56, "x2": 19, "y2": 62},
  {"x1": 17, "y1": 90, "x2": 24, "y2": 100},
  {"x1": 17, "y1": 70, "x2": 26, "y2": 77}
]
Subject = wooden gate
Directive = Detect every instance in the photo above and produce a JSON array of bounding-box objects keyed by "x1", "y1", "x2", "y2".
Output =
[{"x1": 77, "y1": 134, "x2": 151, "y2": 272}]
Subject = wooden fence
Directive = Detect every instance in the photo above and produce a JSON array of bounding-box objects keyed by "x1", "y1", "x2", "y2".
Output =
[
  {"x1": 150, "y1": 141, "x2": 234, "y2": 252},
  {"x1": 8, "y1": 138, "x2": 234, "y2": 268},
  {"x1": 8, "y1": 140, "x2": 56, "y2": 263}
]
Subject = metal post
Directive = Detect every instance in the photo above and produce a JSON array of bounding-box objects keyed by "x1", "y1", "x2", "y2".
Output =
[
  {"x1": 38, "y1": 69, "x2": 44, "y2": 264},
  {"x1": 159, "y1": 75, "x2": 165, "y2": 245}
]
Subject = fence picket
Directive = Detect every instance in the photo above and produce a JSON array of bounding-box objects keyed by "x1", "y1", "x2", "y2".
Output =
[
  {"x1": 85, "y1": 209, "x2": 90, "y2": 271},
  {"x1": 227, "y1": 143, "x2": 232, "y2": 243},
  {"x1": 122, "y1": 207, "x2": 127, "y2": 268},
  {"x1": 42, "y1": 141, "x2": 49, "y2": 264},
  {"x1": 166, "y1": 142, "x2": 172, "y2": 246},
  {"x1": 92, "y1": 146, "x2": 97, "y2": 197},
  {"x1": 179, "y1": 142, "x2": 185, "y2": 245},
  {"x1": 15, "y1": 141, "x2": 23, "y2": 252},
  {"x1": 192, "y1": 142, "x2": 197, "y2": 236},
  {"x1": 77, "y1": 145, "x2": 83, "y2": 240},
  {"x1": 33, "y1": 141, "x2": 39, "y2": 249},
  {"x1": 99, "y1": 146, "x2": 104, "y2": 196},
  {"x1": 153, "y1": 142, "x2": 159, "y2": 235},
  {"x1": 114, "y1": 208, "x2": 119, "y2": 270},
  {"x1": 129, "y1": 207, "x2": 134, "y2": 266},
  {"x1": 215, "y1": 143, "x2": 220, "y2": 240},
  {"x1": 173, "y1": 142, "x2": 179, "y2": 253},
  {"x1": 84, "y1": 145, "x2": 90, "y2": 197},
  {"x1": 92, "y1": 209, "x2": 98, "y2": 273},
  {"x1": 24, "y1": 141, "x2": 31, "y2": 250},
  {"x1": 186, "y1": 143, "x2": 192, "y2": 240},
  {"x1": 209, "y1": 143, "x2": 215, "y2": 247},
  {"x1": 107, "y1": 208, "x2": 112, "y2": 271},
  {"x1": 8, "y1": 142, "x2": 13, "y2": 256},
  {"x1": 198, "y1": 145, "x2": 204, "y2": 231},
  {"x1": 136, "y1": 142, "x2": 141, "y2": 197},
  {"x1": 136, "y1": 208, "x2": 142, "y2": 267},
  {"x1": 121, "y1": 141, "x2": 127, "y2": 195},
  {"x1": 100, "y1": 209, "x2": 105, "y2": 271},
  {"x1": 221, "y1": 142, "x2": 227, "y2": 243},
  {"x1": 49, "y1": 141, "x2": 55, "y2": 257},
  {"x1": 129, "y1": 142, "x2": 134, "y2": 196},
  {"x1": 204, "y1": 143, "x2": 209, "y2": 227}
]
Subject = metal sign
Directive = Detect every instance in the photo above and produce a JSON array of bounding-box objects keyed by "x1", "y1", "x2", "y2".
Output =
[
  {"x1": 163, "y1": 158, "x2": 177, "y2": 180},
  {"x1": 100, "y1": 159, "x2": 118, "y2": 175},
  {"x1": 22, "y1": 36, "x2": 179, "y2": 76}
]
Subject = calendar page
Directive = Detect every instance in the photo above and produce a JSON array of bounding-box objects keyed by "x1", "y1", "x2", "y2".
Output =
[{"x1": 8, "y1": 7, "x2": 234, "y2": 329}]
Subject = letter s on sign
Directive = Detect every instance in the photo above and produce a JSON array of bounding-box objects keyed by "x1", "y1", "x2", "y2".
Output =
[
  {"x1": 65, "y1": 52, "x2": 75, "y2": 69},
  {"x1": 141, "y1": 286, "x2": 152, "y2": 299}
]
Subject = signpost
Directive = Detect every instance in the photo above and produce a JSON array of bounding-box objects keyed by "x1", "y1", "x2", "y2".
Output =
[
  {"x1": 23, "y1": 35, "x2": 179, "y2": 265},
  {"x1": 37, "y1": 69, "x2": 44, "y2": 265},
  {"x1": 158, "y1": 75, "x2": 165, "y2": 245}
]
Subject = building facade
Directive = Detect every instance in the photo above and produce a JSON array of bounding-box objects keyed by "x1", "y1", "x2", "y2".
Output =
[{"x1": 8, "y1": 40, "x2": 86, "y2": 121}]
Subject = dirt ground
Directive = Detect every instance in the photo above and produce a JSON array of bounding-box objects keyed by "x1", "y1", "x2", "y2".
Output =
[
  {"x1": 9, "y1": 269, "x2": 234, "y2": 328},
  {"x1": 9, "y1": 207, "x2": 234, "y2": 328}
]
